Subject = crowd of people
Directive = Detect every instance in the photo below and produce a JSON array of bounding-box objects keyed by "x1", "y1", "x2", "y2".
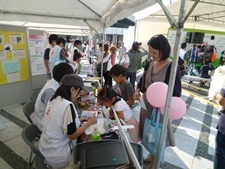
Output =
[{"x1": 36, "y1": 33, "x2": 225, "y2": 169}]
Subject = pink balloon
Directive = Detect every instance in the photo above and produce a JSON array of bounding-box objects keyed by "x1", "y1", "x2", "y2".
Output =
[
  {"x1": 160, "y1": 97, "x2": 187, "y2": 120},
  {"x1": 146, "y1": 82, "x2": 168, "y2": 107}
]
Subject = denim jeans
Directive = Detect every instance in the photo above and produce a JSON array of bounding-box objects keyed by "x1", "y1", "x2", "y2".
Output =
[
  {"x1": 126, "y1": 71, "x2": 136, "y2": 89},
  {"x1": 214, "y1": 131, "x2": 225, "y2": 169}
]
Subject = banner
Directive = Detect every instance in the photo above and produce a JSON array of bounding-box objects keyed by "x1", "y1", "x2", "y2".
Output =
[{"x1": 29, "y1": 34, "x2": 45, "y2": 75}]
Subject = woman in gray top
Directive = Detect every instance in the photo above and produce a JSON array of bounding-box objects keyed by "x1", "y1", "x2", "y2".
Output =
[
  {"x1": 133, "y1": 35, "x2": 181, "y2": 169},
  {"x1": 126, "y1": 42, "x2": 148, "y2": 89}
]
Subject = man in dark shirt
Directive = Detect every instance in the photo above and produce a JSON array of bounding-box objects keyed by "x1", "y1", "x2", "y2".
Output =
[
  {"x1": 214, "y1": 85, "x2": 225, "y2": 168},
  {"x1": 43, "y1": 34, "x2": 58, "y2": 76}
]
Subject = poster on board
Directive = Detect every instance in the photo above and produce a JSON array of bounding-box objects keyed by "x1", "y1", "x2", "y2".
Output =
[
  {"x1": 29, "y1": 34, "x2": 45, "y2": 76},
  {"x1": 0, "y1": 30, "x2": 29, "y2": 85}
]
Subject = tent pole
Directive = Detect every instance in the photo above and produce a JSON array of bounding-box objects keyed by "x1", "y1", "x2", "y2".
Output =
[
  {"x1": 155, "y1": 0, "x2": 188, "y2": 168},
  {"x1": 156, "y1": 0, "x2": 178, "y2": 27},
  {"x1": 181, "y1": 0, "x2": 200, "y2": 25},
  {"x1": 100, "y1": 27, "x2": 106, "y2": 87}
]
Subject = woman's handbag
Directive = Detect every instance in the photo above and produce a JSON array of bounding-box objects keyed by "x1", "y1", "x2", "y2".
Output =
[
  {"x1": 120, "y1": 53, "x2": 130, "y2": 69},
  {"x1": 141, "y1": 108, "x2": 167, "y2": 163}
]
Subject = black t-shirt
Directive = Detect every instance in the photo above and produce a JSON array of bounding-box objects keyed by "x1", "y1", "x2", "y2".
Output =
[{"x1": 200, "y1": 65, "x2": 211, "y2": 75}]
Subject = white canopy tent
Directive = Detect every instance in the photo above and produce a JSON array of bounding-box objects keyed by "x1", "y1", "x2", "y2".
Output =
[
  {"x1": 135, "y1": 0, "x2": 225, "y2": 44},
  {"x1": 0, "y1": 0, "x2": 156, "y2": 36},
  {"x1": 152, "y1": 0, "x2": 225, "y2": 25},
  {"x1": 0, "y1": 1, "x2": 206, "y2": 168}
]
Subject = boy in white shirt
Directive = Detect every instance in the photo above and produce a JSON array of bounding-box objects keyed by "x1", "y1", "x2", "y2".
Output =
[
  {"x1": 71, "y1": 52, "x2": 82, "y2": 74},
  {"x1": 71, "y1": 40, "x2": 82, "y2": 58}
]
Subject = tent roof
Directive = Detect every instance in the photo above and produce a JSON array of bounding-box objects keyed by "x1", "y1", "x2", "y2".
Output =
[
  {"x1": 0, "y1": 0, "x2": 155, "y2": 36},
  {"x1": 150, "y1": 0, "x2": 225, "y2": 25}
]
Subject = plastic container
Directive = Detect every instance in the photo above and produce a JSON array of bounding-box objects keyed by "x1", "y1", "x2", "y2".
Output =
[{"x1": 91, "y1": 127, "x2": 101, "y2": 141}]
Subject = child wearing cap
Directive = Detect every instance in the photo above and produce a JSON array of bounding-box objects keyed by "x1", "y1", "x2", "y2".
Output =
[
  {"x1": 109, "y1": 64, "x2": 134, "y2": 106},
  {"x1": 39, "y1": 74, "x2": 97, "y2": 168}
]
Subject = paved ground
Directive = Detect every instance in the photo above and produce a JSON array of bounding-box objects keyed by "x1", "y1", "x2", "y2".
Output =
[{"x1": 0, "y1": 80, "x2": 220, "y2": 169}]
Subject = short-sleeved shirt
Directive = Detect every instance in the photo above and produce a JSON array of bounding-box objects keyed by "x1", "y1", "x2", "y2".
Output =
[
  {"x1": 63, "y1": 105, "x2": 76, "y2": 135},
  {"x1": 44, "y1": 48, "x2": 51, "y2": 60},
  {"x1": 117, "y1": 80, "x2": 134, "y2": 102},
  {"x1": 111, "y1": 98, "x2": 133, "y2": 122},
  {"x1": 97, "y1": 50, "x2": 103, "y2": 64},
  {"x1": 217, "y1": 85, "x2": 225, "y2": 135},
  {"x1": 200, "y1": 65, "x2": 211, "y2": 75},
  {"x1": 41, "y1": 88, "x2": 55, "y2": 105},
  {"x1": 70, "y1": 62, "x2": 79, "y2": 74}
]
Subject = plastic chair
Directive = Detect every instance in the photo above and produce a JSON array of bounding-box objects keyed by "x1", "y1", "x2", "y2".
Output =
[
  {"x1": 80, "y1": 141, "x2": 143, "y2": 169},
  {"x1": 23, "y1": 100, "x2": 36, "y2": 124},
  {"x1": 30, "y1": 88, "x2": 42, "y2": 101},
  {"x1": 22, "y1": 124, "x2": 52, "y2": 169},
  {"x1": 74, "y1": 139, "x2": 119, "y2": 168}
]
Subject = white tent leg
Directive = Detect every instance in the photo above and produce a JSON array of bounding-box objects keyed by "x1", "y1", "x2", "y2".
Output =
[
  {"x1": 100, "y1": 28, "x2": 106, "y2": 87},
  {"x1": 155, "y1": 0, "x2": 199, "y2": 168}
]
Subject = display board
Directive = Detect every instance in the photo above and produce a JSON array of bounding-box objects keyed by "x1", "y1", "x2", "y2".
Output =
[
  {"x1": 29, "y1": 34, "x2": 45, "y2": 75},
  {"x1": 0, "y1": 25, "x2": 32, "y2": 109},
  {"x1": 28, "y1": 29, "x2": 48, "y2": 90},
  {"x1": 0, "y1": 30, "x2": 29, "y2": 84}
]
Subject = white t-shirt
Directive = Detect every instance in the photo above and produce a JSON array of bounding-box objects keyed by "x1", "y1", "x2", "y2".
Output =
[
  {"x1": 97, "y1": 50, "x2": 103, "y2": 64},
  {"x1": 70, "y1": 61, "x2": 79, "y2": 74},
  {"x1": 70, "y1": 46, "x2": 81, "y2": 61},
  {"x1": 69, "y1": 43, "x2": 74, "y2": 60},
  {"x1": 111, "y1": 98, "x2": 133, "y2": 122}
]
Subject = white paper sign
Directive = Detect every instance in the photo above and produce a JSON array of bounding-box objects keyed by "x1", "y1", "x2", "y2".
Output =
[
  {"x1": 7, "y1": 72, "x2": 21, "y2": 83},
  {"x1": 139, "y1": 97, "x2": 147, "y2": 110},
  {"x1": 12, "y1": 49, "x2": 25, "y2": 58},
  {"x1": 0, "y1": 50, "x2": 6, "y2": 60},
  {"x1": 10, "y1": 34, "x2": 23, "y2": 44}
]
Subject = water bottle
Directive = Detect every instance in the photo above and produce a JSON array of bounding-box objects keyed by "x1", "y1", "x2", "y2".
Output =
[
  {"x1": 93, "y1": 87, "x2": 96, "y2": 96},
  {"x1": 91, "y1": 127, "x2": 101, "y2": 141}
]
